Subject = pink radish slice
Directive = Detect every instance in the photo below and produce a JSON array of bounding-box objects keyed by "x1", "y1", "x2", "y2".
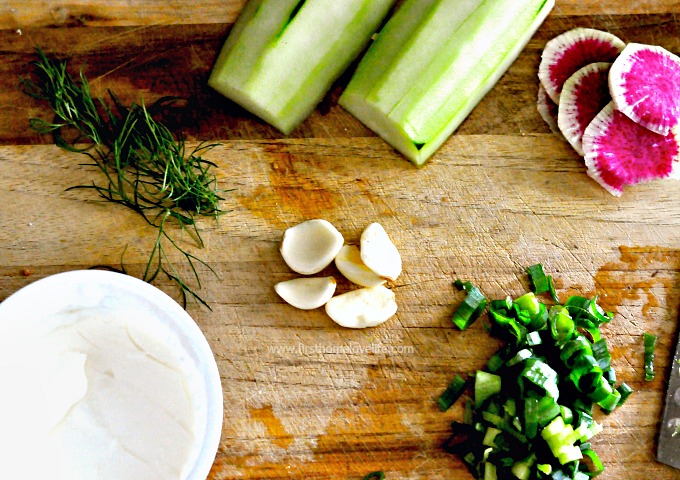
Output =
[
  {"x1": 609, "y1": 42, "x2": 680, "y2": 136},
  {"x1": 557, "y1": 62, "x2": 612, "y2": 155},
  {"x1": 537, "y1": 84, "x2": 559, "y2": 133},
  {"x1": 539, "y1": 28, "x2": 625, "y2": 104},
  {"x1": 583, "y1": 101, "x2": 680, "y2": 196}
]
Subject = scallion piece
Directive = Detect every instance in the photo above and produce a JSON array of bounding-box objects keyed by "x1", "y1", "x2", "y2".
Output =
[
  {"x1": 524, "y1": 397, "x2": 539, "y2": 439},
  {"x1": 616, "y1": 383, "x2": 634, "y2": 406},
  {"x1": 438, "y1": 375, "x2": 467, "y2": 411},
  {"x1": 526, "y1": 264, "x2": 551, "y2": 294},
  {"x1": 475, "y1": 372, "x2": 502, "y2": 409},
  {"x1": 525, "y1": 331, "x2": 542, "y2": 347},
  {"x1": 549, "y1": 306, "x2": 575, "y2": 345},
  {"x1": 548, "y1": 275, "x2": 559, "y2": 303},
  {"x1": 591, "y1": 338, "x2": 611, "y2": 370},
  {"x1": 520, "y1": 358, "x2": 559, "y2": 399},
  {"x1": 515, "y1": 292, "x2": 541, "y2": 317},
  {"x1": 604, "y1": 367, "x2": 617, "y2": 385},
  {"x1": 537, "y1": 395, "x2": 560, "y2": 427},
  {"x1": 643, "y1": 332, "x2": 657, "y2": 381},
  {"x1": 443, "y1": 265, "x2": 628, "y2": 479},
  {"x1": 486, "y1": 348, "x2": 509, "y2": 373},
  {"x1": 361, "y1": 472, "x2": 386, "y2": 480},
  {"x1": 483, "y1": 427, "x2": 502, "y2": 447},
  {"x1": 451, "y1": 281, "x2": 488, "y2": 330},
  {"x1": 580, "y1": 448, "x2": 605, "y2": 476}
]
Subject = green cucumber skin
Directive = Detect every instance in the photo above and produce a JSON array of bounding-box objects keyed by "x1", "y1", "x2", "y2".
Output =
[
  {"x1": 339, "y1": 0, "x2": 555, "y2": 166},
  {"x1": 368, "y1": 0, "x2": 483, "y2": 114},
  {"x1": 208, "y1": 0, "x2": 396, "y2": 134},
  {"x1": 210, "y1": 0, "x2": 300, "y2": 90},
  {"x1": 394, "y1": 0, "x2": 552, "y2": 142}
]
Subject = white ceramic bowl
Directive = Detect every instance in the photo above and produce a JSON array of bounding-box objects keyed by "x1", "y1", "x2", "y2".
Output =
[{"x1": 0, "y1": 270, "x2": 223, "y2": 480}]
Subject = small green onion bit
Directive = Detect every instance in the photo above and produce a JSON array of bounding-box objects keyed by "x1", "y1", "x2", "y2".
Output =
[
  {"x1": 616, "y1": 383, "x2": 634, "y2": 407},
  {"x1": 643, "y1": 332, "x2": 657, "y2": 381},
  {"x1": 451, "y1": 280, "x2": 487, "y2": 330},
  {"x1": 526, "y1": 263, "x2": 552, "y2": 295},
  {"x1": 438, "y1": 375, "x2": 467, "y2": 412},
  {"x1": 361, "y1": 472, "x2": 385, "y2": 480}
]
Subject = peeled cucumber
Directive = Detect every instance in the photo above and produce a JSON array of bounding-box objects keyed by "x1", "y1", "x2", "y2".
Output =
[
  {"x1": 339, "y1": 0, "x2": 555, "y2": 166},
  {"x1": 208, "y1": 0, "x2": 396, "y2": 134}
]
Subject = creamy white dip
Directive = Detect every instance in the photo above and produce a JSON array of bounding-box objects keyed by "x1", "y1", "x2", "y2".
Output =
[{"x1": 0, "y1": 302, "x2": 205, "y2": 480}]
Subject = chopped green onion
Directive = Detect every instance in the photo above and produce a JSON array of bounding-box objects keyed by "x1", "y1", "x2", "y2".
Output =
[
  {"x1": 560, "y1": 405, "x2": 573, "y2": 425},
  {"x1": 598, "y1": 388, "x2": 621, "y2": 414},
  {"x1": 486, "y1": 350, "x2": 507, "y2": 373},
  {"x1": 475, "y1": 371, "x2": 502, "y2": 409},
  {"x1": 515, "y1": 291, "x2": 541, "y2": 317},
  {"x1": 526, "y1": 263, "x2": 551, "y2": 294},
  {"x1": 537, "y1": 395, "x2": 560, "y2": 427},
  {"x1": 616, "y1": 383, "x2": 634, "y2": 406},
  {"x1": 525, "y1": 331, "x2": 542, "y2": 347},
  {"x1": 591, "y1": 339, "x2": 611, "y2": 371},
  {"x1": 549, "y1": 306, "x2": 575, "y2": 345},
  {"x1": 443, "y1": 265, "x2": 627, "y2": 479},
  {"x1": 643, "y1": 332, "x2": 657, "y2": 381},
  {"x1": 560, "y1": 336, "x2": 593, "y2": 369},
  {"x1": 548, "y1": 275, "x2": 559, "y2": 303},
  {"x1": 483, "y1": 427, "x2": 502, "y2": 447},
  {"x1": 510, "y1": 454, "x2": 536, "y2": 480},
  {"x1": 524, "y1": 397, "x2": 539, "y2": 439},
  {"x1": 451, "y1": 281, "x2": 488, "y2": 330},
  {"x1": 507, "y1": 348, "x2": 533, "y2": 367},
  {"x1": 580, "y1": 448, "x2": 605, "y2": 476},
  {"x1": 520, "y1": 358, "x2": 559, "y2": 399},
  {"x1": 361, "y1": 472, "x2": 386, "y2": 480},
  {"x1": 604, "y1": 367, "x2": 617, "y2": 385},
  {"x1": 438, "y1": 375, "x2": 467, "y2": 411}
]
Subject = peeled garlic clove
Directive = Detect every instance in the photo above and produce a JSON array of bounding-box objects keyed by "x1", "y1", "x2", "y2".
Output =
[
  {"x1": 280, "y1": 219, "x2": 344, "y2": 275},
  {"x1": 275, "y1": 276, "x2": 337, "y2": 310},
  {"x1": 324, "y1": 285, "x2": 397, "y2": 328},
  {"x1": 334, "y1": 245, "x2": 386, "y2": 287},
  {"x1": 360, "y1": 222, "x2": 402, "y2": 282}
]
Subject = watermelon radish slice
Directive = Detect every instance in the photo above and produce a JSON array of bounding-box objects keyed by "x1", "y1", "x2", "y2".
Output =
[
  {"x1": 557, "y1": 62, "x2": 612, "y2": 155},
  {"x1": 537, "y1": 84, "x2": 559, "y2": 133},
  {"x1": 609, "y1": 42, "x2": 680, "y2": 136},
  {"x1": 582, "y1": 101, "x2": 680, "y2": 196},
  {"x1": 539, "y1": 28, "x2": 625, "y2": 104}
]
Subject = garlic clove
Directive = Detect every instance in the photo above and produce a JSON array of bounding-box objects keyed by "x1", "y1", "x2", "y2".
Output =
[
  {"x1": 280, "y1": 219, "x2": 344, "y2": 275},
  {"x1": 274, "y1": 276, "x2": 337, "y2": 310},
  {"x1": 360, "y1": 222, "x2": 402, "y2": 282},
  {"x1": 334, "y1": 245, "x2": 386, "y2": 287},
  {"x1": 324, "y1": 285, "x2": 397, "y2": 328}
]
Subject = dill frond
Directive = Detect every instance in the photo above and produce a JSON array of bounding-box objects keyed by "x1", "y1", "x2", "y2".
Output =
[{"x1": 21, "y1": 47, "x2": 228, "y2": 308}]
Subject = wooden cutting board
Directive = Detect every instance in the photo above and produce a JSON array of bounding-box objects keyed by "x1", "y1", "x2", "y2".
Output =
[{"x1": 2, "y1": 1, "x2": 680, "y2": 478}]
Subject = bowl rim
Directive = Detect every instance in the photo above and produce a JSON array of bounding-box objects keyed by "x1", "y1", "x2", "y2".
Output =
[{"x1": 0, "y1": 269, "x2": 223, "y2": 480}]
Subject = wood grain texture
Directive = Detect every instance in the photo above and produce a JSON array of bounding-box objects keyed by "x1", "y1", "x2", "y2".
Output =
[{"x1": 1, "y1": 2, "x2": 680, "y2": 479}]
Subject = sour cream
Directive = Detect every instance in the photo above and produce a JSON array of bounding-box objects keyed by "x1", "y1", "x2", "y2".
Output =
[{"x1": 0, "y1": 272, "x2": 219, "y2": 480}]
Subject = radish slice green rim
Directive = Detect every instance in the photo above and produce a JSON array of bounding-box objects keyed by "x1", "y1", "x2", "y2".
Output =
[
  {"x1": 557, "y1": 62, "x2": 612, "y2": 155},
  {"x1": 582, "y1": 101, "x2": 680, "y2": 196},
  {"x1": 538, "y1": 27, "x2": 625, "y2": 104},
  {"x1": 609, "y1": 42, "x2": 680, "y2": 136}
]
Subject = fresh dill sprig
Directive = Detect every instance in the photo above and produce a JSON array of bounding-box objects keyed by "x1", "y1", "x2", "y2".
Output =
[{"x1": 21, "y1": 47, "x2": 227, "y2": 308}]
